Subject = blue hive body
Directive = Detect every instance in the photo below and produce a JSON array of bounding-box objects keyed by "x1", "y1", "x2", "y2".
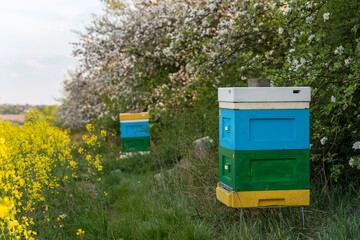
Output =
[
  {"x1": 219, "y1": 108, "x2": 309, "y2": 151},
  {"x1": 120, "y1": 121, "x2": 150, "y2": 138}
]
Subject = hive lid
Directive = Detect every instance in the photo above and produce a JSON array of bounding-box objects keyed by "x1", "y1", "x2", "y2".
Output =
[
  {"x1": 119, "y1": 112, "x2": 149, "y2": 120},
  {"x1": 218, "y1": 87, "x2": 311, "y2": 102}
]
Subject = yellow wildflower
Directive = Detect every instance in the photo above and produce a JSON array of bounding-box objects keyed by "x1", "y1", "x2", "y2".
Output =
[
  {"x1": 86, "y1": 124, "x2": 94, "y2": 133},
  {"x1": 101, "y1": 130, "x2": 106, "y2": 137},
  {"x1": 0, "y1": 197, "x2": 11, "y2": 219},
  {"x1": 78, "y1": 147, "x2": 84, "y2": 154},
  {"x1": 76, "y1": 228, "x2": 85, "y2": 235}
]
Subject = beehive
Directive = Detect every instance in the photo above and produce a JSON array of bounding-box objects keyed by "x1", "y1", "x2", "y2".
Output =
[
  {"x1": 119, "y1": 112, "x2": 150, "y2": 152},
  {"x1": 216, "y1": 87, "x2": 311, "y2": 208}
]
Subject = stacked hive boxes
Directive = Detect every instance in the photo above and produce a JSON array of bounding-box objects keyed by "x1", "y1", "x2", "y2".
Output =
[
  {"x1": 119, "y1": 112, "x2": 150, "y2": 152},
  {"x1": 216, "y1": 87, "x2": 311, "y2": 208}
]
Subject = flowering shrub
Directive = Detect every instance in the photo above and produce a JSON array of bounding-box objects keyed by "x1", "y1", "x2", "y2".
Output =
[
  {"x1": 268, "y1": 0, "x2": 360, "y2": 183},
  {"x1": 59, "y1": 0, "x2": 284, "y2": 124},
  {"x1": 0, "y1": 111, "x2": 104, "y2": 238}
]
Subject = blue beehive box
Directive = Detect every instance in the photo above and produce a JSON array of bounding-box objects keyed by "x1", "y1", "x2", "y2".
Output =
[
  {"x1": 219, "y1": 108, "x2": 310, "y2": 151},
  {"x1": 120, "y1": 121, "x2": 150, "y2": 138}
]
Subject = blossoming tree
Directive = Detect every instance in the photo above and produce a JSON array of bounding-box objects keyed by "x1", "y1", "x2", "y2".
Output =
[{"x1": 59, "y1": 0, "x2": 360, "y2": 184}]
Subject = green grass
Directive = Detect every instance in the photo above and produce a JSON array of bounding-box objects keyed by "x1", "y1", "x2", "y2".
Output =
[
  {"x1": 95, "y1": 149, "x2": 360, "y2": 240},
  {"x1": 103, "y1": 173, "x2": 212, "y2": 239},
  {"x1": 38, "y1": 128, "x2": 360, "y2": 240}
]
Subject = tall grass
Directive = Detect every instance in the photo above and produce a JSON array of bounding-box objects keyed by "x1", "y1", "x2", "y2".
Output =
[{"x1": 97, "y1": 143, "x2": 360, "y2": 240}]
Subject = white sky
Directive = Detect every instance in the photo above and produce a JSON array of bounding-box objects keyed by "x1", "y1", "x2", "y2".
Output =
[{"x1": 0, "y1": 0, "x2": 105, "y2": 105}]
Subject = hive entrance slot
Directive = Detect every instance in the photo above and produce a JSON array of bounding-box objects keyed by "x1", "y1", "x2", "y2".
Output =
[
  {"x1": 258, "y1": 198, "x2": 285, "y2": 207},
  {"x1": 293, "y1": 90, "x2": 300, "y2": 94}
]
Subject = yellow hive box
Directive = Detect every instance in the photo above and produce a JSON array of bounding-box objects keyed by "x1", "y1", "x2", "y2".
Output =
[
  {"x1": 119, "y1": 112, "x2": 149, "y2": 121},
  {"x1": 216, "y1": 184, "x2": 309, "y2": 208}
]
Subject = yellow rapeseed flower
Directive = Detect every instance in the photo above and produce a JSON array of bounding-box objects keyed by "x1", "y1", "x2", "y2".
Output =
[
  {"x1": 86, "y1": 123, "x2": 94, "y2": 133},
  {"x1": 0, "y1": 197, "x2": 11, "y2": 219},
  {"x1": 76, "y1": 228, "x2": 85, "y2": 235},
  {"x1": 101, "y1": 130, "x2": 106, "y2": 137},
  {"x1": 0, "y1": 111, "x2": 76, "y2": 238},
  {"x1": 78, "y1": 147, "x2": 84, "y2": 154},
  {"x1": 0, "y1": 112, "x2": 105, "y2": 238}
]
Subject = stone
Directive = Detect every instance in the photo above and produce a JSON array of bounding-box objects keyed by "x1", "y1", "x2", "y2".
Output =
[{"x1": 193, "y1": 136, "x2": 214, "y2": 158}]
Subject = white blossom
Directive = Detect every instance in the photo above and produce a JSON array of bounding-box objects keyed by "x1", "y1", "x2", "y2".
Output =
[
  {"x1": 163, "y1": 47, "x2": 173, "y2": 57},
  {"x1": 202, "y1": 20, "x2": 210, "y2": 27},
  {"x1": 185, "y1": 63, "x2": 193, "y2": 73},
  {"x1": 289, "y1": 48, "x2": 295, "y2": 53},
  {"x1": 285, "y1": 7, "x2": 291, "y2": 13},
  {"x1": 353, "y1": 141, "x2": 360, "y2": 150},
  {"x1": 320, "y1": 137, "x2": 328, "y2": 145},
  {"x1": 349, "y1": 158, "x2": 355, "y2": 167},
  {"x1": 184, "y1": 18, "x2": 192, "y2": 24},
  {"x1": 239, "y1": 11, "x2": 247, "y2": 16},
  {"x1": 219, "y1": 29, "x2": 228, "y2": 35},
  {"x1": 278, "y1": 27, "x2": 284, "y2": 34},
  {"x1": 291, "y1": 58, "x2": 306, "y2": 71},
  {"x1": 334, "y1": 45, "x2": 344, "y2": 55},
  {"x1": 331, "y1": 95, "x2": 336, "y2": 103},
  {"x1": 344, "y1": 58, "x2": 351, "y2": 66},
  {"x1": 198, "y1": 9, "x2": 206, "y2": 16},
  {"x1": 308, "y1": 34, "x2": 315, "y2": 42},
  {"x1": 306, "y1": 16, "x2": 314, "y2": 23},
  {"x1": 323, "y1": 12, "x2": 330, "y2": 22},
  {"x1": 300, "y1": 58, "x2": 306, "y2": 65},
  {"x1": 208, "y1": 3, "x2": 216, "y2": 11}
]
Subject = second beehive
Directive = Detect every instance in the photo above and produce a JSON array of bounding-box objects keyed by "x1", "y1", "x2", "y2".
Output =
[{"x1": 119, "y1": 112, "x2": 150, "y2": 152}]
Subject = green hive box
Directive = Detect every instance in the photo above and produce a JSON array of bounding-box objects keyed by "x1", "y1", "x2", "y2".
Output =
[
  {"x1": 219, "y1": 146, "x2": 309, "y2": 192},
  {"x1": 121, "y1": 136, "x2": 150, "y2": 152}
]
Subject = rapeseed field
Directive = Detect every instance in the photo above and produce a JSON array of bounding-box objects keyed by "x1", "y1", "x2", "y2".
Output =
[{"x1": 0, "y1": 111, "x2": 104, "y2": 239}]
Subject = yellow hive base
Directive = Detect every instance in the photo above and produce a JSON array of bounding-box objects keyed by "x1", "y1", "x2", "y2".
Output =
[{"x1": 216, "y1": 184, "x2": 309, "y2": 208}]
